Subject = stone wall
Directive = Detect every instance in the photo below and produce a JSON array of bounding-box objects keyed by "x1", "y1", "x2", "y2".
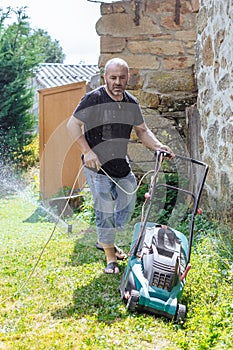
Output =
[
  {"x1": 195, "y1": 0, "x2": 233, "y2": 221},
  {"x1": 96, "y1": 0, "x2": 198, "y2": 171}
]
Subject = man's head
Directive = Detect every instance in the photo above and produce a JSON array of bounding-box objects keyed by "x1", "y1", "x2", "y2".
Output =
[{"x1": 104, "y1": 58, "x2": 130, "y2": 100}]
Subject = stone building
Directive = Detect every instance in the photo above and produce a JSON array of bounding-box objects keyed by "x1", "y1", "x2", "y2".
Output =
[
  {"x1": 95, "y1": 0, "x2": 232, "y2": 222},
  {"x1": 195, "y1": 0, "x2": 233, "y2": 222}
]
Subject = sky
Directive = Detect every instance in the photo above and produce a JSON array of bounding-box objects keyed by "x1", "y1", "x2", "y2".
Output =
[{"x1": 1, "y1": 0, "x2": 106, "y2": 64}]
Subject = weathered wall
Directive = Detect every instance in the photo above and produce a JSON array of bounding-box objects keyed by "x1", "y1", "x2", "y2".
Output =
[
  {"x1": 96, "y1": 0, "x2": 198, "y2": 171},
  {"x1": 195, "y1": 0, "x2": 233, "y2": 221}
]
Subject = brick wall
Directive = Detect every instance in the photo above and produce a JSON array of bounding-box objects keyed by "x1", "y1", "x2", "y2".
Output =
[{"x1": 96, "y1": 0, "x2": 198, "y2": 171}]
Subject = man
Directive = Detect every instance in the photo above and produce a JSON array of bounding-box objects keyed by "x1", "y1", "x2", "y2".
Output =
[{"x1": 67, "y1": 58, "x2": 174, "y2": 274}]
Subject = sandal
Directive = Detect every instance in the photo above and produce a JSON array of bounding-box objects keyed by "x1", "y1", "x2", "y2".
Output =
[
  {"x1": 95, "y1": 242, "x2": 127, "y2": 260},
  {"x1": 104, "y1": 262, "x2": 119, "y2": 274}
]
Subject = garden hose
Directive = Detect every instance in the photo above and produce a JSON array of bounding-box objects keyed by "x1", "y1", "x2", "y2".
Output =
[{"x1": 0, "y1": 163, "x2": 155, "y2": 305}]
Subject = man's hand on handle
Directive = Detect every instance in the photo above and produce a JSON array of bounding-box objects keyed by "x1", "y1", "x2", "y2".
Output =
[
  {"x1": 159, "y1": 145, "x2": 175, "y2": 159},
  {"x1": 83, "y1": 150, "x2": 101, "y2": 171}
]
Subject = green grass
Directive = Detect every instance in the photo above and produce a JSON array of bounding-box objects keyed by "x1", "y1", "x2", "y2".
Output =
[{"x1": 0, "y1": 183, "x2": 233, "y2": 349}]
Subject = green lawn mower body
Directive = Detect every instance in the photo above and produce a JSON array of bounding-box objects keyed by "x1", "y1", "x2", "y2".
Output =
[
  {"x1": 119, "y1": 222, "x2": 188, "y2": 320},
  {"x1": 119, "y1": 151, "x2": 208, "y2": 321}
]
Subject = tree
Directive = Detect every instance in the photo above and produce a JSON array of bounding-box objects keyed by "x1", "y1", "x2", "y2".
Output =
[
  {"x1": 33, "y1": 29, "x2": 65, "y2": 63},
  {"x1": 0, "y1": 7, "x2": 65, "y2": 167}
]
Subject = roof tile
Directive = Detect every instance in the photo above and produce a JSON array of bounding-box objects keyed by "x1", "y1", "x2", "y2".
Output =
[{"x1": 35, "y1": 63, "x2": 99, "y2": 89}]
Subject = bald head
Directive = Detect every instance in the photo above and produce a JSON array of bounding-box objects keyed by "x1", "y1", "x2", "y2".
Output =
[
  {"x1": 103, "y1": 58, "x2": 129, "y2": 101},
  {"x1": 104, "y1": 58, "x2": 129, "y2": 75}
]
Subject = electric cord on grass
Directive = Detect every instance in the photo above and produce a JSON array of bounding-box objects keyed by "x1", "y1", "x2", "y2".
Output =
[{"x1": 0, "y1": 163, "x2": 158, "y2": 305}]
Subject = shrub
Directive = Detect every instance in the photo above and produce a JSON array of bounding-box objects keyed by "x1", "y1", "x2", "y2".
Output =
[{"x1": 15, "y1": 135, "x2": 39, "y2": 170}]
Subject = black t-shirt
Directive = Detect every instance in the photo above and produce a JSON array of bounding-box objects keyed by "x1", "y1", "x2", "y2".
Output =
[{"x1": 73, "y1": 86, "x2": 144, "y2": 177}]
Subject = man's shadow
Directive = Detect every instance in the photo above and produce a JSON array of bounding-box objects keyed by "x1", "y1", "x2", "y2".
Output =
[{"x1": 51, "y1": 229, "x2": 128, "y2": 323}]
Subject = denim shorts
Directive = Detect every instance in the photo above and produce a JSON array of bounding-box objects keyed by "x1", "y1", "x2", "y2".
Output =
[{"x1": 84, "y1": 167, "x2": 137, "y2": 244}]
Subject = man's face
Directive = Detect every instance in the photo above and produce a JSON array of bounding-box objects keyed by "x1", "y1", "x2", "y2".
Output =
[{"x1": 104, "y1": 64, "x2": 129, "y2": 98}]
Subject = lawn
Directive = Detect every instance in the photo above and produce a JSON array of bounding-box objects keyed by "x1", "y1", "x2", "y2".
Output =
[{"x1": 0, "y1": 178, "x2": 233, "y2": 349}]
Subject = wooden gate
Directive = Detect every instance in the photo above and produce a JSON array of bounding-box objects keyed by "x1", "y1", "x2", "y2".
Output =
[{"x1": 39, "y1": 81, "x2": 86, "y2": 199}]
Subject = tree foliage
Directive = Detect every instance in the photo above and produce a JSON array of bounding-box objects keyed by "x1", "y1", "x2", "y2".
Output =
[
  {"x1": 33, "y1": 28, "x2": 65, "y2": 63},
  {"x1": 0, "y1": 6, "x2": 65, "y2": 167}
]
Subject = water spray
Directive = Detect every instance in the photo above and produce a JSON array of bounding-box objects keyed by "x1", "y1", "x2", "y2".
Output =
[
  {"x1": 0, "y1": 161, "x2": 156, "y2": 305},
  {"x1": 0, "y1": 164, "x2": 84, "y2": 305}
]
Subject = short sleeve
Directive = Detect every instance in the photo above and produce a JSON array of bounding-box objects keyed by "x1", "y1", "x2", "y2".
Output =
[
  {"x1": 73, "y1": 91, "x2": 99, "y2": 122},
  {"x1": 134, "y1": 103, "x2": 144, "y2": 126}
]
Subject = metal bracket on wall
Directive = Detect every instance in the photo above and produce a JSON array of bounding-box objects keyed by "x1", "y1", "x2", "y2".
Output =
[
  {"x1": 174, "y1": 0, "x2": 181, "y2": 25},
  {"x1": 134, "y1": 0, "x2": 140, "y2": 26}
]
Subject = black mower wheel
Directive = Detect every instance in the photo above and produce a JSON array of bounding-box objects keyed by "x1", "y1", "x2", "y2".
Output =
[
  {"x1": 126, "y1": 289, "x2": 140, "y2": 312},
  {"x1": 176, "y1": 303, "x2": 186, "y2": 322}
]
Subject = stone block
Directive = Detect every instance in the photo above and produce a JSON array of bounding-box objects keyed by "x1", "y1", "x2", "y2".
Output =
[
  {"x1": 96, "y1": 13, "x2": 161, "y2": 37},
  {"x1": 185, "y1": 40, "x2": 196, "y2": 49},
  {"x1": 189, "y1": 0, "x2": 199, "y2": 13},
  {"x1": 159, "y1": 93, "x2": 197, "y2": 112},
  {"x1": 214, "y1": 29, "x2": 225, "y2": 58},
  {"x1": 100, "y1": 36, "x2": 126, "y2": 53},
  {"x1": 187, "y1": 47, "x2": 195, "y2": 55},
  {"x1": 101, "y1": 2, "x2": 127, "y2": 15},
  {"x1": 99, "y1": 54, "x2": 160, "y2": 70},
  {"x1": 206, "y1": 121, "x2": 219, "y2": 155},
  {"x1": 219, "y1": 170, "x2": 231, "y2": 204},
  {"x1": 146, "y1": 0, "x2": 193, "y2": 15},
  {"x1": 111, "y1": 2, "x2": 126, "y2": 13},
  {"x1": 217, "y1": 74, "x2": 231, "y2": 91},
  {"x1": 163, "y1": 56, "x2": 195, "y2": 70},
  {"x1": 128, "y1": 40, "x2": 184, "y2": 56},
  {"x1": 142, "y1": 109, "x2": 174, "y2": 129},
  {"x1": 145, "y1": 0, "x2": 176, "y2": 14},
  {"x1": 202, "y1": 35, "x2": 214, "y2": 66},
  {"x1": 128, "y1": 90, "x2": 160, "y2": 108},
  {"x1": 143, "y1": 70, "x2": 195, "y2": 93},
  {"x1": 127, "y1": 69, "x2": 143, "y2": 90},
  {"x1": 140, "y1": 91, "x2": 160, "y2": 109},
  {"x1": 156, "y1": 127, "x2": 185, "y2": 151},
  {"x1": 197, "y1": 6, "x2": 207, "y2": 34},
  {"x1": 128, "y1": 141, "x2": 155, "y2": 162},
  {"x1": 101, "y1": 3, "x2": 113, "y2": 15},
  {"x1": 130, "y1": 128, "x2": 138, "y2": 141},
  {"x1": 221, "y1": 124, "x2": 233, "y2": 145},
  {"x1": 161, "y1": 15, "x2": 185, "y2": 30},
  {"x1": 125, "y1": 34, "x2": 172, "y2": 41},
  {"x1": 174, "y1": 30, "x2": 196, "y2": 41}
]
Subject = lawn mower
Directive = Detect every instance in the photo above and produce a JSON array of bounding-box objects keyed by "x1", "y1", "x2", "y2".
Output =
[{"x1": 119, "y1": 150, "x2": 208, "y2": 321}]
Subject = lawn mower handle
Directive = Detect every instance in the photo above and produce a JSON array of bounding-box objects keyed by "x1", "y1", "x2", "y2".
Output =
[
  {"x1": 133, "y1": 151, "x2": 209, "y2": 265},
  {"x1": 155, "y1": 149, "x2": 171, "y2": 158}
]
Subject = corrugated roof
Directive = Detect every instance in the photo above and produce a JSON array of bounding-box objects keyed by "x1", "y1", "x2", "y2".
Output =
[{"x1": 35, "y1": 63, "x2": 99, "y2": 89}]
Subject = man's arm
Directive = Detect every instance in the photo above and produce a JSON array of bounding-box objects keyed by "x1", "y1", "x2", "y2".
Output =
[
  {"x1": 67, "y1": 115, "x2": 101, "y2": 169},
  {"x1": 134, "y1": 122, "x2": 175, "y2": 157}
]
